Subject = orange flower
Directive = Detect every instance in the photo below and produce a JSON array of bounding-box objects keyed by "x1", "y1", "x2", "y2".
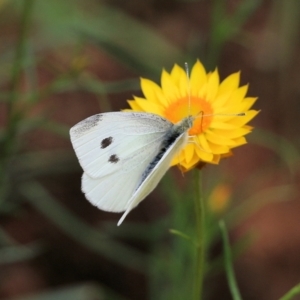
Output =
[
  {"x1": 127, "y1": 60, "x2": 259, "y2": 171},
  {"x1": 208, "y1": 184, "x2": 232, "y2": 214}
]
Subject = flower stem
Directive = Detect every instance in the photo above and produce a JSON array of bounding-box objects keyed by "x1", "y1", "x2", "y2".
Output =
[{"x1": 193, "y1": 170, "x2": 205, "y2": 300}]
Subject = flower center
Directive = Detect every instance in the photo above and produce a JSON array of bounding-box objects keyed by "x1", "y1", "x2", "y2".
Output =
[{"x1": 164, "y1": 96, "x2": 213, "y2": 135}]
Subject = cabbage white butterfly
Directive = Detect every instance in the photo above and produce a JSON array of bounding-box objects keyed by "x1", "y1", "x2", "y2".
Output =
[{"x1": 70, "y1": 112, "x2": 194, "y2": 225}]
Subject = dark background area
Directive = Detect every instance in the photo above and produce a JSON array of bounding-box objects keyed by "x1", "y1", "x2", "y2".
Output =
[{"x1": 0, "y1": 0, "x2": 299, "y2": 299}]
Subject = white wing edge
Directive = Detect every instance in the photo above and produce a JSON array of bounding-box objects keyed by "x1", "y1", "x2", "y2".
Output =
[{"x1": 117, "y1": 131, "x2": 189, "y2": 226}]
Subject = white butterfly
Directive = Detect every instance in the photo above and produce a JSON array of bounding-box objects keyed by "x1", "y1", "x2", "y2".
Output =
[{"x1": 70, "y1": 112, "x2": 194, "y2": 226}]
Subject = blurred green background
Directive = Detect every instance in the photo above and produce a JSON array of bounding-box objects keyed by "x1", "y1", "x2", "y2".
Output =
[{"x1": 0, "y1": 0, "x2": 299, "y2": 299}]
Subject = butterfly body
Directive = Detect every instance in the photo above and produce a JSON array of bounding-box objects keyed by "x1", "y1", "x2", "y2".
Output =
[{"x1": 70, "y1": 112, "x2": 194, "y2": 225}]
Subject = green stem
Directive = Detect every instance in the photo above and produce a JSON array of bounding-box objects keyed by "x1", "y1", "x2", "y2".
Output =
[
  {"x1": 219, "y1": 220, "x2": 242, "y2": 300},
  {"x1": 193, "y1": 170, "x2": 205, "y2": 300}
]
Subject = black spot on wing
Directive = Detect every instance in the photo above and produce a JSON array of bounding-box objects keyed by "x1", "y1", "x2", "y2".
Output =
[
  {"x1": 101, "y1": 137, "x2": 113, "y2": 148},
  {"x1": 109, "y1": 154, "x2": 119, "y2": 163}
]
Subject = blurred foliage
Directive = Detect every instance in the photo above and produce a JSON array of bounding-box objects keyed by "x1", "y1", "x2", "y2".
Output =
[
  {"x1": 13, "y1": 284, "x2": 105, "y2": 300},
  {"x1": 0, "y1": 0, "x2": 300, "y2": 299},
  {"x1": 279, "y1": 284, "x2": 300, "y2": 300},
  {"x1": 208, "y1": 0, "x2": 262, "y2": 67}
]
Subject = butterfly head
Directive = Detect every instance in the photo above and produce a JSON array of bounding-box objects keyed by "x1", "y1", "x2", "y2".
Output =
[{"x1": 175, "y1": 114, "x2": 196, "y2": 135}]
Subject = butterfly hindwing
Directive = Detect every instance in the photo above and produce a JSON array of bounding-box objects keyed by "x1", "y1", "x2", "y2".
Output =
[{"x1": 82, "y1": 159, "x2": 146, "y2": 213}]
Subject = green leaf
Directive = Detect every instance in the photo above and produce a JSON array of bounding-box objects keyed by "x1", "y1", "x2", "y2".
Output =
[
  {"x1": 219, "y1": 220, "x2": 242, "y2": 300},
  {"x1": 208, "y1": 231, "x2": 256, "y2": 276},
  {"x1": 169, "y1": 229, "x2": 194, "y2": 243},
  {"x1": 279, "y1": 283, "x2": 300, "y2": 300}
]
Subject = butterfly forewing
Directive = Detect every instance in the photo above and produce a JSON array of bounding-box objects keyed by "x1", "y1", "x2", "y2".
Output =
[
  {"x1": 70, "y1": 112, "x2": 173, "y2": 178},
  {"x1": 70, "y1": 112, "x2": 174, "y2": 212}
]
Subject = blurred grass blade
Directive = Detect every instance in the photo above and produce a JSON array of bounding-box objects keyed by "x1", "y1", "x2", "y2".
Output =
[
  {"x1": 208, "y1": 231, "x2": 256, "y2": 276},
  {"x1": 41, "y1": 120, "x2": 70, "y2": 138},
  {"x1": 20, "y1": 181, "x2": 147, "y2": 271},
  {"x1": 219, "y1": 220, "x2": 242, "y2": 300},
  {"x1": 13, "y1": 150, "x2": 80, "y2": 179},
  {"x1": 16, "y1": 117, "x2": 70, "y2": 138},
  {"x1": 33, "y1": 0, "x2": 186, "y2": 76},
  {"x1": 169, "y1": 229, "x2": 194, "y2": 244},
  {"x1": 24, "y1": 40, "x2": 38, "y2": 103},
  {"x1": 0, "y1": 226, "x2": 18, "y2": 246},
  {"x1": 0, "y1": 242, "x2": 42, "y2": 264},
  {"x1": 78, "y1": 75, "x2": 139, "y2": 95},
  {"x1": 1, "y1": 0, "x2": 35, "y2": 164},
  {"x1": 8, "y1": 0, "x2": 34, "y2": 107},
  {"x1": 226, "y1": 184, "x2": 296, "y2": 227},
  {"x1": 13, "y1": 283, "x2": 105, "y2": 300},
  {"x1": 250, "y1": 128, "x2": 300, "y2": 177},
  {"x1": 75, "y1": 4, "x2": 187, "y2": 75},
  {"x1": 208, "y1": 0, "x2": 261, "y2": 66},
  {"x1": 231, "y1": 0, "x2": 262, "y2": 29},
  {"x1": 35, "y1": 74, "x2": 139, "y2": 101},
  {"x1": 279, "y1": 283, "x2": 300, "y2": 300}
]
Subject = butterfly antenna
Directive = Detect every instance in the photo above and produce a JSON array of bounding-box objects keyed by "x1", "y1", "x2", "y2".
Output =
[
  {"x1": 201, "y1": 112, "x2": 246, "y2": 117},
  {"x1": 184, "y1": 62, "x2": 191, "y2": 117}
]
